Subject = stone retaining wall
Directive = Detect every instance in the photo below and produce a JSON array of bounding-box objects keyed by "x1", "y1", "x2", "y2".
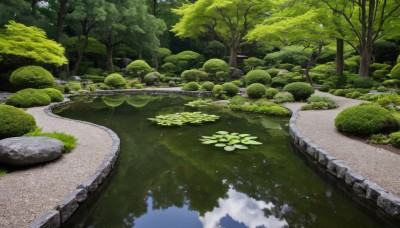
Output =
[
  {"x1": 29, "y1": 99, "x2": 121, "y2": 228},
  {"x1": 289, "y1": 111, "x2": 400, "y2": 219}
]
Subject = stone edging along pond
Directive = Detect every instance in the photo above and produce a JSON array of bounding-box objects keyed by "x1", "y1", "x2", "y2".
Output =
[
  {"x1": 29, "y1": 98, "x2": 121, "y2": 228},
  {"x1": 289, "y1": 110, "x2": 400, "y2": 219}
]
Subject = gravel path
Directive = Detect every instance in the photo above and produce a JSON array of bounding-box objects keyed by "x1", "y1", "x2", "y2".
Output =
[
  {"x1": 285, "y1": 91, "x2": 400, "y2": 196},
  {"x1": 0, "y1": 105, "x2": 113, "y2": 227}
]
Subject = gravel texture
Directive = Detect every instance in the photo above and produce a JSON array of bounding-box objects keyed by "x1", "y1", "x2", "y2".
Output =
[
  {"x1": 285, "y1": 91, "x2": 400, "y2": 196},
  {"x1": 0, "y1": 106, "x2": 113, "y2": 227}
]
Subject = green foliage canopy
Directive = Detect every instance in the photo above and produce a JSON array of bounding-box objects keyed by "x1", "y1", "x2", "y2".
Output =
[{"x1": 0, "y1": 21, "x2": 67, "y2": 66}]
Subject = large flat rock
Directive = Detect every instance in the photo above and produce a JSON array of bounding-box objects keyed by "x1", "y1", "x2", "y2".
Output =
[{"x1": 0, "y1": 136, "x2": 63, "y2": 166}]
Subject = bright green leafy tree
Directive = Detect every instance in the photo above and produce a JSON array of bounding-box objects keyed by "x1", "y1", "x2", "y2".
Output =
[
  {"x1": 0, "y1": 21, "x2": 67, "y2": 67},
  {"x1": 172, "y1": 0, "x2": 273, "y2": 68}
]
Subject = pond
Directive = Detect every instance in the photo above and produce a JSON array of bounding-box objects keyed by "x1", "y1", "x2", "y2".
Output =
[{"x1": 56, "y1": 94, "x2": 395, "y2": 228}]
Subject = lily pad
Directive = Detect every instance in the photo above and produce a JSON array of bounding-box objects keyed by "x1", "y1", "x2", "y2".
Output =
[
  {"x1": 200, "y1": 131, "x2": 262, "y2": 152},
  {"x1": 148, "y1": 112, "x2": 220, "y2": 126}
]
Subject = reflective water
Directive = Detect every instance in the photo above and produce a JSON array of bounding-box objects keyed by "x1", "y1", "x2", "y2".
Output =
[{"x1": 56, "y1": 95, "x2": 396, "y2": 228}]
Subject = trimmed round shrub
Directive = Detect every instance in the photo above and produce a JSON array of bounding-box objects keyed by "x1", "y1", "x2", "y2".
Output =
[
  {"x1": 160, "y1": 62, "x2": 176, "y2": 74},
  {"x1": 182, "y1": 82, "x2": 200, "y2": 91},
  {"x1": 126, "y1": 60, "x2": 152, "y2": 77},
  {"x1": 231, "y1": 80, "x2": 243, "y2": 87},
  {"x1": 390, "y1": 132, "x2": 400, "y2": 148},
  {"x1": 6, "y1": 89, "x2": 51, "y2": 108},
  {"x1": 246, "y1": 83, "x2": 266, "y2": 99},
  {"x1": 144, "y1": 72, "x2": 161, "y2": 86},
  {"x1": 273, "y1": 92, "x2": 295, "y2": 104},
  {"x1": 203, "y1": 59, "x2": 228, "y2": 75},
  {"x1": 201, "y1": 81, "x2": 215, "y2": 91},
  {"x1": 0, "y1": 104, "x2": 36, "y2": 139},
  {"x1": 10, "y1": 65, "x2": 54, "y2": 89},
  {"x1": 390, "y1": 63, "x2": 400, "y2": 79},
  {"x1": 221, "y1": 82, "x2": 239, "y2": 97},
  {"x1": 266, "y1": 68, "x2": 281, "y2": 77},
  {"x1": 265, "y1": 88, "x2": 278, "y2": 99},
  {"x1": 245, "y1": 70, "x2": 271, "y2": 85},
  {"x1": 353, "y1": 77, "x2": 373, "y2": 89},
  {"x1": 181, "y1": 69, "x2": 209, "y2": 82},
  {"x1": 212, "y1": 84, "x2": 223, "y2": 97},
  {"x1": 40, "y1": 88, "x2": 63, "y2": 102},
  {"x1": 283, "y1": 82, "x2": 315, "y2": 101},
  {"x1": 271, "y1": 77, "x2": 287, "y2": 88},
  {"x1": 104, "y1": 73, "x2": 126, "y2": 88},
  {"x1": 335, "y1": 105, "x2": 399, "y2": 135},
  {"x1": 320, "y1": 81, "x2": 335, "y2": 92}
]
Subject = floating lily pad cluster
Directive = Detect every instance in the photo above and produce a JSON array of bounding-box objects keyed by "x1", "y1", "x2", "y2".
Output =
[
  {"x1": 148, "y1": 112, "x2": 220, "y2": 126},
  {"x1": 200, "y1": 131, "x2": 262, "y2": 151},
  {"x1": 185, "y1": 99, "x2": 213, "y2": 107}
]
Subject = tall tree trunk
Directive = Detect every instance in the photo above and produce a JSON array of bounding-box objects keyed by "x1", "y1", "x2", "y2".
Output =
[
  {"x1": 358, "y1": 42, "x2": 372, "y2": 77},
  {"x1": 55, "y1": 0, "x2": 68, "y2": 43},
  {"x1": 336, "y1": 38, "x2": 344, "y2": 77},
  {"x1": 152, "y1": 50, "x2": 158, "y2": 70},
  {"x1": 106, "y1": 44, "x2": 114, "y2": 71},
  {"x1": 229, "y1": 46, "x2": 238, "y2": 68},
  {"x1": 73, "y1": 34, "x2": 89, "y2": 75},
  {"x1": 305, "y1": 61, "x2": 314, "y2": 86}
]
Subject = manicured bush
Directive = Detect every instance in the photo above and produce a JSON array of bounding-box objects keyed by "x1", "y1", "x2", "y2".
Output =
[
  {"x1": 246, "y1": 83, "x2": 266, "y2": 99},
  {"x1": 265, "y1": 88, "x2": 278, "y2": 99},
  {"x1": 64, "y1": 82, "x2": 81, "y2": 93},
  {"x1": 126, "y1": 60, "x2": 152, "y2": 78},
  {"x1": 244, "y1": 57, "x2": 265, "y2": 70},
  {"x1": 265, "y1": 68, "x2": 281, "y2": 77},
  {"x1": 231, "y1": 80, "x2": 243, "y2": 87},
  {"x1": 353, "y1": 77, "x2": 374, "y2": 89},
  {"x1": 6, "y1": 89, "x2": 51, "y2": 108},
  {"x1": 40, "y1": 88, "x2": 63, "y2": 102},
  {"x1": 245, "y1": 70, "x2": 271, "y2": 86},
  {"x1": 221, "y1": 82, "x2": 239, "y2": 97},
  {"x1": 203, "y1": 58, "x2": 228, "y2": 75},
  {"x1": 320, "y1": 81, "x2": 336, "y2": 92},
  {"x1": 0, "y1": 104, "x2": 36, "y2": 139},
  {"x1": 390, "y1": 63, "x2": 400, "y2": 80},
  {"x1": 301, "y1": 96, "x2": 337, "y2": 110},
  {"x1": 335, "y1": 105, "x2": 399, "y2": 135},
  {"x1": 9, "y1": 65, "x2": 54, "y2": 89},
  {"x1": 229, "y1": 99, "x2": 291, "y2": 116},
  {"x1": 181, "y1": 69, "x2": 208, "y2": 82},
  {"x1": 157, "y1": 48, "x2": 172, "y2": 60},
  {"x1": 390, "y1": 132, "x2": 400, "y2": 148},
  {"x1": 212, "y1": 85, "x2": 226, "y2": 99},
  {"x1": 96, "y1": 83, "x2": 110, "y2": 90},
  {"x1": 182, "y1": 82, "x2": 200, "y2": 91},
  {"x1": 144, "y1": 72, "x2": 161, "y2": 86},
  {"x1": 283, "y1": 82, "x2": 314, "y2": 101},
  {"x1": 271, "y1": 77, "x2": 287, "y2": 88},
  {"x1": 160, "y1": 62, "x2": 176, "y2": 74},
  {"x1": 104, "y1": 73, "x2": 126, "y2": 88},
  {"x1": 201, "y1": 81, "x2": 215, "y2": 91},
  {"x1": 273, "y1": 92, "x2": 295, "y2": 104}
]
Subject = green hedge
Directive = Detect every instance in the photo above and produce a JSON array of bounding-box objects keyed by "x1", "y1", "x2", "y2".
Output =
[
  {"x1": 104, "y1": 73, "x2": 126, "y2": 89},
  {"x1": 201, "y1": 81, "x2": 215, "y2": 91},
  {"x1": 246, "y1": 83, "x2": 266, "y2": 99},
  {"x1": 6, "y1": 89, "x2": 51, "y2": 108},
  {"x1": 203, "y1": 58, "x2": 228, "y2": 75},
  {"x1": 181, "y1": 69, "x2": 209, "y2": 82},
  {"x1": 221, "y1": 82, "x2": 239, "y2": 97},
  {"x1": 353, "y1": 77, "x2": 373, "y2": 89},
  {"x1": 40, "y1": 88, "x2": 63, "y2": 102},
  {"x1": 335, "y1": 105, "x2": 399, "y2": 135},
  {"x1": 0, "y1": 104, "x2": 36, "y2": 139},
  {"x1": 126, "y1": 60, "x2": 152, "y2": 78},
  {"x1": 9, "y1": 65, "x2": 54, "y2": 89},
  {"x1": 283, "y1": 82, "x2": 314, "y2": 101},
  {"x1": 245, "y1": 70, "x2": 271, "y2": 85},
  {"x1": 182, "y1": 82, "x2": 200, "y2": 91}
]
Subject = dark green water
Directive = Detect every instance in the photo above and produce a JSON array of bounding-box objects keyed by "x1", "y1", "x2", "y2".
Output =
[{"x1": 57, "y1": 95, "x2": 394, "y2": 228}]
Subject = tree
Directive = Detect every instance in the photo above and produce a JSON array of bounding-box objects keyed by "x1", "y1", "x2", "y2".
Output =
[
  {"x1": 248, "y1": 2, "x2": 334, "y2": 84},
  {"x1": 321, "y1": 0, "x2": 400, "y2": 76},
  {"x1": 66, "y1": 0, "x2": 107, "y2": 75},
  {"x1": 93, "y1": 0, "x2": 165, "y2": 71},
  {"x1": 172, "y1": 0, "x2": 273, "y2": 68},
  {"x1": 0, "y1": 21, "x2": 67, "y2": 67}
]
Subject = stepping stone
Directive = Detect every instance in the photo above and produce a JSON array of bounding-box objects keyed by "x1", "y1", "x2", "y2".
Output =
[{"x1": 0, "y1": 137, "x2": 63, "y2": 166}]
